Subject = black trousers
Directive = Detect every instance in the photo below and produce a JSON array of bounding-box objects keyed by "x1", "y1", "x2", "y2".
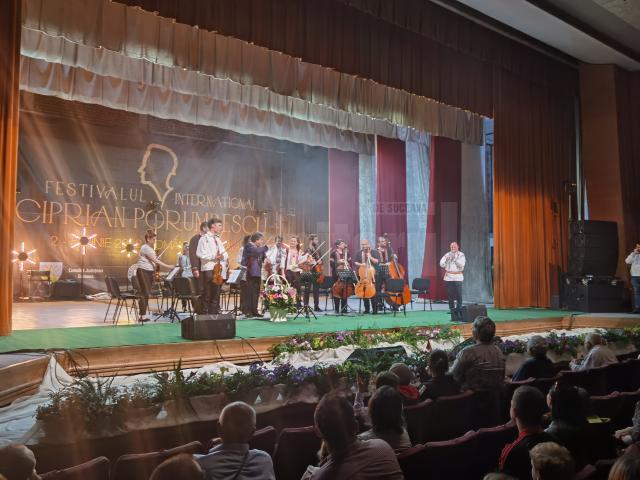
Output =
[
  {"x1": 201, "y1": 271, "x2": 222, "y2": 314},
  {"x1": 363, "y1": 297, "x2": 378, "y2": 313},
  {"x1": 333, "y1": 296, "x2": 348, "y2": 313},
  {"x1": 303, "y1": 280, "x2": 320, "y2": 308},
  {"x1": 446, "y1": 281, "x2": 463, "y2": 310},
  {"x1": 286, "y1": 271, "x2": 302, "y2": 307},
  {"x1": 136, "y1": 268, "x2": 155, "y2": 316},
  {"x1": 246, "y1": 275, "x2": 262, "y2": 315}
]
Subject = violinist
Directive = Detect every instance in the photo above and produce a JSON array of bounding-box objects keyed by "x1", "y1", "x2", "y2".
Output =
[
  {"x1": 265, "y1": 235, "x2": 288, "y2": 278},
  {"x1": 286, "y1": 235, "x2": 303, "y2": 307},
  {"x1": 354, "y1": 239, "x2": 381, "y2": 314},
  {"x1": 330, "y1": 239, "x2": 352, "y2": 314},
  {"x1": 196, "y1": 218, "x2": 229, "y2": 314},
  {"x1": 241, "y1": 232, "x2": 269, "y2": 318},
  {"x1": 136, "y1": 229, "x2": 173, "y2": 322},
  {"x1": 302, "y1": 234, "x2": 323, "y2": 312},
  {"x1": 376, "y1": 235, "x2": 395, "y2": 310}
]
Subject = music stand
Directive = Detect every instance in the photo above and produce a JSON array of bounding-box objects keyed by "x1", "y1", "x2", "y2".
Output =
[
  {"x1": 336, "y1": 270, "x2": 358, "y2": 316},
  {"x1": 225, "y1": 268, "x2": 245, "y2": 317},
  {"x1": 294, "y1": 271, "x2": 318, "y2": 321},
  {"x1": 152, "y1": 266, "x2": 181, "y2": 322}
]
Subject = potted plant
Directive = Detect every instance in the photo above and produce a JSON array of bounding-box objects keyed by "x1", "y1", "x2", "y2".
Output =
[
  {"x1": 187, "y1": 372, "x2": 228, "y2": 420},
  {"x1": 152, "y1": 360, "x2": 198, "y2": 421},
  {"x1": 119, "y1": 382, "x2": 162, "y2": 427},
  {"x1": 260, "y1": 278, "x2": 297, "y2": 322}
]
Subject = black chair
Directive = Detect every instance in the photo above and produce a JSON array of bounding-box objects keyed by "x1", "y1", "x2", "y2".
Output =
[
  {"x1": 410, "y1": 278, "x2": 432, "y2": 311},
  {"x1": 379, "y1": 278, "x2": 407, "y2": 316},
  {"x1": 318, "y1": 276, "x2": 335, "y2": 311},
  {"x1": 131, "y1": 274, "x2": 162, "y2": 316},
  {"x1": 172, "y1": 277, "x2": 200, "y2": 319},
  {"x1": 106, "y1": 276, "x2": 139, "y2": 325}
]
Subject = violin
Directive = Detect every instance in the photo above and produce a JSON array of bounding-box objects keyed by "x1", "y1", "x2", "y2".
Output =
[
  {"x1": 355, "y1": 248, "x2": 376, "y2": 299},
  {"x1": 383, "y1": 235, "x2": 411, "y2": 306},
  {"x1": 212, "y1": 260, "x2": 224, "y2": 285}
]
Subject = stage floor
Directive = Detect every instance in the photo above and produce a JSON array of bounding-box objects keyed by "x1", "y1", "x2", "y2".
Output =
[{"x1": 1, "y1": 300, "x2": 573, "y2": 353}]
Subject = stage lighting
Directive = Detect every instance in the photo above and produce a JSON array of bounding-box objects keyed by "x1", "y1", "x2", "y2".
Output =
[
  {"x1": 11, "y1": 242, "x2": 36, "y2": 272},
  {"x1": 120, "y1": 238, "x2": 139, "y2": 258},
  {"x1": 71, "y1": 227, "x2": 97, "y2": 256}
]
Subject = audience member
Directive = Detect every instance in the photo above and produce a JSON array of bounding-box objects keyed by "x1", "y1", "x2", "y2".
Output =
[
  {"x1": 545, "y1": 384, "x2": 589, "y2": 469},
  {"x1": 303, "y1": 393, "x2": 404, "y2": 479},
  {"x1": 608, "y1": 447, "x2": 640, "y2": 480},
  {"x1": 375, "y1": 371, "x2": 400, "y2": 390},
  {"x1": 529, "y1": 442, "x2": 574, "y2": 480},
  {"x1": 615, "y1": 401, "x2": 640, "y2": 446},
  {"x1": 452, "y1": 316, "x2": 506, "y2": 390},
  {"x1": 0, "y1": 445, "x2": 40, "y2": 480},
  {"x1": 150, "y1": 454, "x2": 204, "y2": 480},
  {"x1": 358, "y1": 386, "x2": 412, "y2": 451},
  {"x1": 570, "y1": 332, "x2": 618, "y2": 371},
  {"x1": 389, "y1": 363, "x2": 419, "y2": 405},
  {"x1": 499, "y1": 386, "x2": 554, "y2": 480},
  {"x1": 511, "y1": 336, "x2": 555, "y2": 382},
  {"x1": 420, "y1": 349, "x2": 461, "y2": 400},
  {"x1": 195, "y1": 401, "x2": 275, "y2": 480}
]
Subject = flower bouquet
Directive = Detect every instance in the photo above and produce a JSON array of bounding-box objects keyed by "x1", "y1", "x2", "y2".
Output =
[{"x1": 261, "y1": 275, "x2": 298, "y2": 322}]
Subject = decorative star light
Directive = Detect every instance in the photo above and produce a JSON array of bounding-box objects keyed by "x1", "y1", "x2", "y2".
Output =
[
  {"x1": 120, "y1": 238, "x2": 139, "y2": 258},
  {"x1": 11, "y1": 242, "x2": 36, "y2": 271},
  {"x1": 71, "y1": 227, "x2": 97, "y2": 255}
]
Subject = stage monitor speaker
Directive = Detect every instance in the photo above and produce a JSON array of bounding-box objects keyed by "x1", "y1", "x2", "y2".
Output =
[
  {"x1": 561, "y1": 278, "x2": 625, "y2": 312},
  {"x1": 51, "y1": 280, "x2": 81, "y2": 299},
  {"x1": 568, "y1": 220, "x2": 618, "y2": 277},
  {"x1": 452, "y1": 304, "x2": 487, "y2": 323},
  {"x1": 181, "y1": 314, "x2": 236, "y2": 340}
]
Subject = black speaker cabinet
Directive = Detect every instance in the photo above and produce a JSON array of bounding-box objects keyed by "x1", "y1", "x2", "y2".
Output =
[
  {"x1": 561, "y1": 278, "x2": 625, "y2": 312},
  {"x1": 51, "y1": 280, "x2": 81, "y2": 299},
  {"x1": 452, "y1": 304, "x2": 488, "y2": 323},
  {"x1": 568, "y1": 220, "x2": 618, "y2": 277},
  {"x1": 181, "y1": 314, "x2": 236, "y2": 340}
]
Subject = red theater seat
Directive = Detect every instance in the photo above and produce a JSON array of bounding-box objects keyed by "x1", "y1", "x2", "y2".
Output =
[
  {"x1": 474, "y1": 421, "x2": 518, "y2": 478},
  {"x1": 423, "y1": 390, "x2": 476, "y2": 442},
  {"x1": 111, "y1": 441, "x2": 203, "y2": 480},
  {"x1": 40, "y1": 457, "x2": 110, "y2": 480},
  {"x1": 273, "y1": 426, "x2": 321, "y2": 480},
  {"x1": 403, "y1": 398, "x2": 433, "y2": 444}
]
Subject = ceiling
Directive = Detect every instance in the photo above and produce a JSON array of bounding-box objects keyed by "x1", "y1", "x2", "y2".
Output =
[{"x1": 447, "y1": 0, "x2": 640, "y2": 71}]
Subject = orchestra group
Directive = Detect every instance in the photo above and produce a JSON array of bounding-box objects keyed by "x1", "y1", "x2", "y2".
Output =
[{"x1": 135, "y1": 217, "x2": 466, "y2": 322}]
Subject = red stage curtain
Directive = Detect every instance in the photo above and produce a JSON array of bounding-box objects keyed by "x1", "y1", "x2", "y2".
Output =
[
  {"x1": 422, "y1": 137, "x2": 461, "y2": 300},
  {"x1": 493, "y1": 71, "x2": 573, "y2": 308},
  {"x1": 0, "y1": 0, "x2": 21, "y2": 335},
  {"x1": 376, "y1": 137, "x2": 408, "y2": 267},
  {"x1": 328, "y1": 149, "x2": 359, "y2": 253},
  {"x1": 115, "y1": 0, "x2": 576, "y2": 118}
]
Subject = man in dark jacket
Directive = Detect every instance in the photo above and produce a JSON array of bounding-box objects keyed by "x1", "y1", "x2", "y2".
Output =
[{"x1": 188, "y1": 221, "x2": 208, "y2": 312}]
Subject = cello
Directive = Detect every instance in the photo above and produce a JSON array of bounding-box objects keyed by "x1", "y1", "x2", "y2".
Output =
[
  {"x1": 383, "y1": 236, "x2": 411, "y2": 307},
  {"x1": 355, "y1": 248, "x2": 376, "y2": 299},
  {"x1": 331, "y1": 247, "x2": 354, "y2": 298}
]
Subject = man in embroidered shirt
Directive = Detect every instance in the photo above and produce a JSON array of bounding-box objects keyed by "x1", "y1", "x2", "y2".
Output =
[
  {"x1": 195, "y1": 402, "x2": 275, "y2": 480},
  {"x1": 570, "y1": 332, "x2": 618, "y2": 371},
  {"x1": 626, "y1": 243, "x2": 640, "y2": 314},
  {"x1": 439, "y1": 242, "x2": 466, "y2": 314},
  {"x1": 196, "y1": 218, "x2": 228, "y2": 314}
]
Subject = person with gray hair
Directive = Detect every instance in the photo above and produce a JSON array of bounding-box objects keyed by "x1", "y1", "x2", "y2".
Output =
[
  {"x1": 570, "y1": 332, "x2": 618, "y2": 371},
  {"x1": 511, "y1": 336, "x2": 555, "y2": 382},
  {"x1": 451, "y1": 316, "x2": 505, "y2": 390},
  {"x1": 195, "y1": 401, "x2": 275, "y2": 480},
  {"x1": 529, "y1": 442, "x2": 574, "y2": 480},
  {"x1": 0, "y1": 445, "x2": 40, "y2": 480}
]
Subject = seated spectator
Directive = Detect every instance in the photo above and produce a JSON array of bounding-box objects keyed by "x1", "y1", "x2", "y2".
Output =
[
  {"x1": 529, "y1": 442, "x2": 574, "y2": 480},
  {"x1": 150, "y1": 454, "x2": 204, "y2": 480},
  {"x1": 389, "y1": 363, "x2": 419, "y2": 405},
  {"x1": 0, "y1": 445, "x2": 40, "y2": 480},
  {"x1": 303, "y1": 393, "x2": 404, "y2": 480},
  {"x1": 570, "y1": 332, "x2": 618, "y2": 371},
  {"x1": 511, "y1": 336, "x2": 555, "y2": 382},
  {"x1": 452, "y1": 316, "x2": 506, "y2": 390},
  {"x1": 358, "y1": 386, "x2": 412, "y2": 451},
  {"x1": 420, "y1": 349, "x2": 461, "y2": 400},
  {"x1": 499, "y1": 386, "x2": 554, "y2": 480},
  {"x1": 615, "y1": 401, "x2": 640, "y2": 446},
  {"x1": 608, "y1": 447, "x2": 640, "y2": 480},
  {"x1": 375, "y1": 371, "x2": 400, "y2": 389},
  {"x1": 195, "y1": 401, "x2": 275, "y2": 480},
  {"x1": 545, "y1": 384, "x2": 589, "y2": 469}
]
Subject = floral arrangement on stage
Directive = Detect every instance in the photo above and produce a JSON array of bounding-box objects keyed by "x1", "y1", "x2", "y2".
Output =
[
  {"x1": 260, "y1": 282, "x2": 298, "y2": 313},
  {"x1": 268, "y1": 326, "x2": 462, "y2": 357}
]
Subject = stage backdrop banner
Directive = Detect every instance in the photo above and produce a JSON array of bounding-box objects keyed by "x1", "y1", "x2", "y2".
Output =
[{"x1": 15, "y1": 94, "x2": 329, "y2": 292}]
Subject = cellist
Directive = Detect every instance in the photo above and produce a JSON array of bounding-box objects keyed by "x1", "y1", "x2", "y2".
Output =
[
  {"x1": 354, "y1": 239, "x2": 381, "y2": 314},
  {"x1": 330, "y1": 239, "x2": 352, "y2": 314}
]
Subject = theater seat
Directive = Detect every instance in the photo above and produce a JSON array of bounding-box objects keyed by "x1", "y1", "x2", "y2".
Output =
[
  {"x1": 40, "y1": 457, "x2": 110, "y2": 480},
  {"x1": 474, "y1": 421, "x2": 518, "y2": 478},
  {"x1": 273, "y1": 426, "x2": 321, "y2": 480},
  {"x1": 558, "y1": 369, "x2": 590, "y2": 390},
  {"x1": 418, "y1": 431, "x2": 479, "y2": 479},
  {"x1": 618, "y1": 389, "x2": 640, "y2": 430},
  {"x1": 423, "y1": 391, "x2": 475, "y2": 442},
  {"x1": 111, "y1": 441, "x2": 204, "y2": 480},
  {"x1": 590, "y1": 392, "x2": 623, "y2": 428},
  {"x1": 403, "y1": 398, "x2": 433, "y2": 444},
  {"x1": 585, "y1": 366, "x2": 609, "y2": 396}
]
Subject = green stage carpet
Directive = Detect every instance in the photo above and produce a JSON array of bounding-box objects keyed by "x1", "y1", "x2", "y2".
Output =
[{"x1": 0, "y1": 309, "x2": 569, "y2": 353}]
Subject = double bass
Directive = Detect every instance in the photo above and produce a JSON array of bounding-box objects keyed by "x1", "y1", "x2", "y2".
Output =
[
  {"x1": 383, "y1": 236, "x2": 411, "y2": 307},
  {"x1": 355, "y1": 248, "x2": 376, "y2": 299}
]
